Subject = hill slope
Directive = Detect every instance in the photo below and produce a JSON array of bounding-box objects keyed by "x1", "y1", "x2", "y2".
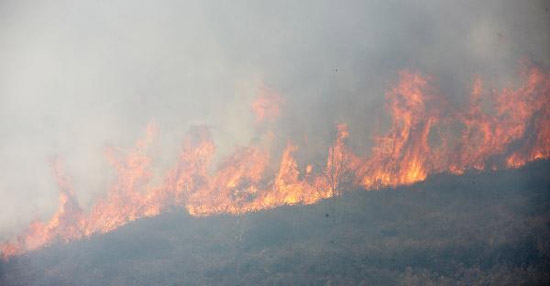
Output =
[{"x1": 1, "y1": 161, "x2": 549, "y2": 285}]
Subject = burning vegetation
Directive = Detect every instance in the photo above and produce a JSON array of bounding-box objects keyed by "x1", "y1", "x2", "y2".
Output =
[{"x1": 1, "y1": 64, "x2": 549, "y2": 259}]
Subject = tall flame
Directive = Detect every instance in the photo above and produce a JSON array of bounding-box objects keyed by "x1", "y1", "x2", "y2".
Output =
[
  {"x1": 2, "y1": 64, "x2": 549, "y2": 259},
  {"x1": 357, "y1": 71, "x2": 441, "y2": 188}
]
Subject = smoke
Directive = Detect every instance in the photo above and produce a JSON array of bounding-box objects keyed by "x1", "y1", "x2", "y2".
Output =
[{"x1": 0, "y1": 0, "x2": 548, "y2": 237}]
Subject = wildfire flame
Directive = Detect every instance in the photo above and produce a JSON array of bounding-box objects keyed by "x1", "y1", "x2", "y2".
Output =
[
  {"x1": 2, "y1": 64, "x2": 549, "y2": 259},
  {"x1": 251, "y1": 85, "x2": 285, "y2": 124}
]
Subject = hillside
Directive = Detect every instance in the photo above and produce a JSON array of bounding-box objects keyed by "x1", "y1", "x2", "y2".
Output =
[{"x1": 1, "y1": 161, "x2": 549, "y2": 285}]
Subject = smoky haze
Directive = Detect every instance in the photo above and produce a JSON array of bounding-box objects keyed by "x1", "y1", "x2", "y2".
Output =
[{"x1": 0, "y1": 0, "x2": 548, "y2": 238}]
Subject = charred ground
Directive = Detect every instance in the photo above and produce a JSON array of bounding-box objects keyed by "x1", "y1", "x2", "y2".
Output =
[{"x1": 1, "y1": 160, "x2": 549, "y2": 285}]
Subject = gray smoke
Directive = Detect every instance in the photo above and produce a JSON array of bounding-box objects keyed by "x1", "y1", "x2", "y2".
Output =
[{"x1": 0, "y1": 0, "x2": 548, "y2": 238}]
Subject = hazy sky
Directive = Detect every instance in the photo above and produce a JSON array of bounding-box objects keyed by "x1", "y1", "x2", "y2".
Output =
[{"x1": 0, "y1": 0, "x2": 548, "y2": 237}]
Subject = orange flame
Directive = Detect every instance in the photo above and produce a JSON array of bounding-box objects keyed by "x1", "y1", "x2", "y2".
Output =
[
  {"x1": 357, "y1": 71, "x2": 441, "y2": 188},
  {"x1": 251, "y1": 86, "x2": 285, "y2": 124},
  {"x1": 1, "y1": 159, "x2": 83, "y2": 258},
  {"x1": 2, "y1": 64, "x2": 549, "y2": 259}
]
